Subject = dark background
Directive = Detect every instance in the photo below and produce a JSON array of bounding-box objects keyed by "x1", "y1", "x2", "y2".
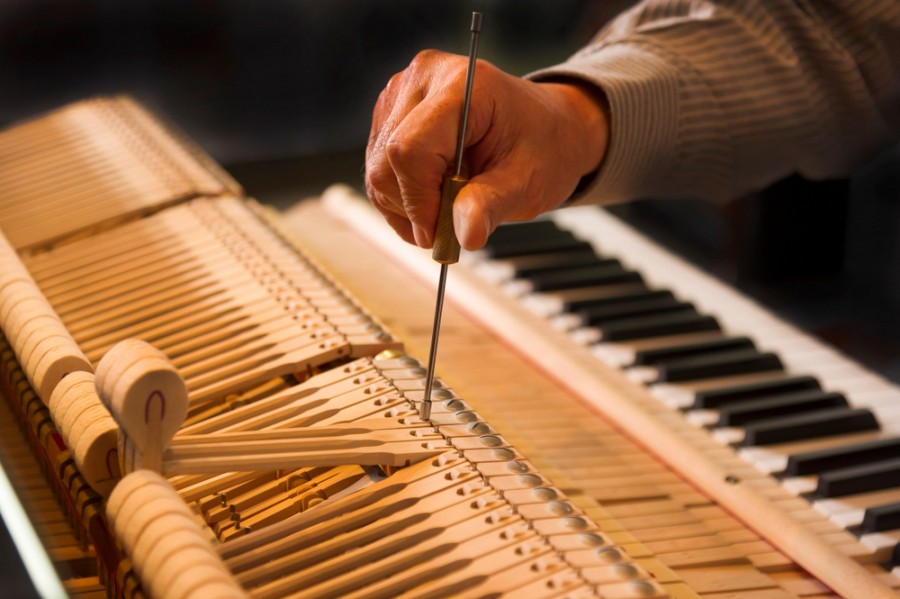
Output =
[
  {"x1": 0, "y1": 0, "x2": 614, "y2": 163},
  {"x1": 1, "y1": 0, "x2": 897, "y2": 379}
]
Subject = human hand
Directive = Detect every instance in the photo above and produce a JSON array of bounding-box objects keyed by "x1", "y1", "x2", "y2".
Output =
[{"x1": 365, "y1": 49, "x2": 609, "y2": 251}]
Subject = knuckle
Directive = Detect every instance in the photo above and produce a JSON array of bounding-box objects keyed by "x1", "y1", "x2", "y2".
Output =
[
  {"x1": 365, "y1": 160, "x2": 394, "y2": 195},
  {"x1": 409, "y1": 48, "x2": 442, "y2": 69},
  {"x1": 368, "y1": 187, "x2": 402, "y2": 218},
  {"x1": 382, "y1": 70, "x2": 405, "y2": 97},
  {"x1": 369, "y1": 191, "x2": 391, "y2": 213},
  {"x1": 385, "y1": 134, "x2": 425, "y2": 171}
]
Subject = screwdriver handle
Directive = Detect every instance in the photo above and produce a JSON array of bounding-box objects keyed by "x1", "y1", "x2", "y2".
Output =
[{"x1": 432, "y1": 174, "x2": 467, "y2": 264}]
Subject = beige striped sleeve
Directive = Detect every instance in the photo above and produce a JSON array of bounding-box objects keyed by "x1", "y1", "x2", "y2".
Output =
[{"x1": 530, "y1": 0, "x2": 900, "y2": 204}]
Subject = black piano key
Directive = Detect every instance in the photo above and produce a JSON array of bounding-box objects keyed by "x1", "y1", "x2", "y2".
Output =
[
  {"x1": 740, "y1": 407, "x2": 879, "y2": 447},
  {"x1": 692, "y1": 376, "x2": 822, "y2": 410},
  {"x1": 634, "y1": 336, "x2": 755, "y2": 366},
  {"x1": 520, "y1": 256, "x2": 620, "y2": 280},
  {"x1": 564, "y1": 289, "x2": 671, "y2": 313},
  {"x1": 579, "y1": 296, "x2": 688, "y2": 327},
  {"x1": 784, "y1": 438, "x2": 900, "y2": 476},
  {"x1": 655, "y1": 349, "x2": 783, "y2": 383},
  {"x1": 485, "y1": 235, "x2": 591, "y2": 259},
  {"x1": 486, "y1": 220, "x2": 564, "y2": 244},
  {"x1": 526, "y1": 263, "x2": 644, "y2": 292},
  {"x1": 600, "y1": 309, "x2": 720, "y2": 342},
  {"x1": 513, "y1": 250, "x2": 603, "y2": 278},
  {"x1": 716, "y1": 390, "x2": 848, "y2": 427},
  {"x1": 860, "y1": 501, "x2": 900, "y2": 534},
  {"x1": 813, "y1": 457, "x2": 900, "y2": 498}
]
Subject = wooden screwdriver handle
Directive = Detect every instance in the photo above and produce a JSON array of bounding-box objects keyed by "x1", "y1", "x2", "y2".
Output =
[{"x1": 431, "y1": 174, "x2": 467, "y2": 265}]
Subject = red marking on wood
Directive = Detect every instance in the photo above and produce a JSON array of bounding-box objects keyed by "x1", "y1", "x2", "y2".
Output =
[
  {"x1": 145, "y1": 390, "x2": 166, "y2": 422},
  {"x1": 51, "y1": 432, "x2": 66, "y2": 451}
]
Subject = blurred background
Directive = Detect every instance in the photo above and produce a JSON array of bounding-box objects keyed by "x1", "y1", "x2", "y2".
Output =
[
  {"x1": 0, "y1": 0, "x2": 897, "y2": 383},
  {"x1": 0, "y1": 0, "x2": 616, "y2": 164}
]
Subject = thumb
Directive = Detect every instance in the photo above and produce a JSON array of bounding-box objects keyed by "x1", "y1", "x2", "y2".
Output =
[{"x1": 452, "y1": 171, "x2": 522, "y2": 250}]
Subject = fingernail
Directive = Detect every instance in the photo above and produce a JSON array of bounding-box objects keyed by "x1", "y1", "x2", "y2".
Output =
[
  {"x1": 453, "y1": 211, "x2": 469, "y2": 249},
  {"x1": 412, "y1": 223, "x2": 429, "y2": 248}
]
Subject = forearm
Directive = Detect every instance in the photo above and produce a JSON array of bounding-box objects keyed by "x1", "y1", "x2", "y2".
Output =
[{"x1": 531, "y1": 0, "x2": 900, "y2": 204}]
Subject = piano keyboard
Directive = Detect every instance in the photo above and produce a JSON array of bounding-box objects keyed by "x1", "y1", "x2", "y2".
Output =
[
  {"x1": 322, "y1": 187, "x2": 900, "y2": 596},
  {"x1": 541, "y1": 206, "x2": 900, "y2": 542},
  {"x1": 2, "y1": 97, "x2": 899, "y2": 598}
]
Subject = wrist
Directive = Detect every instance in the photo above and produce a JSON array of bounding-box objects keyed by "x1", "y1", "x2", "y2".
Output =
[{"x1": 540, "y1": 79, "x2": 610, "y2": 181}]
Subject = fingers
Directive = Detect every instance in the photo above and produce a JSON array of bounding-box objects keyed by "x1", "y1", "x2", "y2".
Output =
[
  {"x1": 384, "y1": 96, "x2": 462, "y2": 246},
  {"x1": 366, "y1": 70, "x2": 424, "y2": 219},
  {"x1": 365, "y1": 50, "x2": 483, "y2": 248},
  {"x1": 453, "y1": 160, "x2": 564, "y2": 251},
  {"x1": 380, "y1": 210, "x2": 416, "y2": 246},
  {"x1": 366, "y1": 53, "x2": 611, "y2": 253},
  {"x1": 452, "y1": 169, "x2": 527, "y2": 251},
  {"x1": 451, "y1": 183, "x2": 494, "y2": 251}
]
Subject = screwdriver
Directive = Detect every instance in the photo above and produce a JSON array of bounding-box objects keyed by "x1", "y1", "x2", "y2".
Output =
[{"x1": 421, "y1": 11, "x2": 482, "y2": 420}]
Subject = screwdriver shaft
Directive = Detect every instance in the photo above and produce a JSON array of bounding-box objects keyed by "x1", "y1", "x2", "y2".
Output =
[
  {"x1": 453, "y1": 12, "x2": 482, "y2": 178},
  {"x1": 421, "y1": 263, "x2": 448, "y2": 420},
  {"x1": 421, "y1": 11, "x2": 482, "y2": 420}
]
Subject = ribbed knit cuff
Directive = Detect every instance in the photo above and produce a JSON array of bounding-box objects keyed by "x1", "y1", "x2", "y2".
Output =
[{"x1": 528, "y1": 42, "x2": 680, "y2": 204}]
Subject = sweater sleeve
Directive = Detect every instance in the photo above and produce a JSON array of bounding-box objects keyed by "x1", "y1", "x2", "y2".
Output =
[{"x1": 529, "y1": 0, "x2": 900, "y2": 204}]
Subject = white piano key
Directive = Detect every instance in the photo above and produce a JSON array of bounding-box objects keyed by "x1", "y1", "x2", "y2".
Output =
[
  {"x1": 874, "y1": 386, "x2": 900, "y2": 405},
  {"x1": 625, "y1": 366, "x2": 658, "y2": 385},
  {"x1": 818, "y1": 487, "x2": 900, "y2": 510},
  {"x1": 521, "y1": 293, "x2": 566, "y2": 318},
  {"x1": 647, "y1": 384, "x2": 694, "y2": 409},
  {"x1": 860, "y1": 400, "x2": 900, "y2": 416},
  {"x1": 738, "y1": 431, "x2": 891, "y2": 475},
  {"x1": 860, "y1": 533, "x2": 899, "y2": 560},
  {"x1": 461, "y1": 248, "x2": 487, "y2": 263},
  {"x1": 769, "y1": 337, "x2": 838, "y2": 358},
  {"x1": 782, "y1": 476, "x2": 817, "y2": 496},
  {"x1": 712, "y1": 427, "x2": 744, "y2": 445},
  {"x1": 684, "y1": 409, "x2": 718, "y2": 427},
  {"x1": 649, "y1": 371, "x2": 793, "y2": 410},
  {"x1": 502, "y1": 279, "x2": 533, "y2": 297},
  {"x1": 472, "y1": 260, "x2": 516, "y2": 284},
  {"x1": 598, "y1": 331, "x2": 731, "y2": 367},
  {"x1": 812, "y1": 498, "x2": 861, "y2": 518},
  {"x1": 589, "y1": 342, "x2": 632, "y2": 366},
  {"x1": 551, "y1": 313, "x2": 583, "y2": 332},
  {"x1": 738, "y1": 448, "x2": 788, "y2": 474},
  {"x1": 829, "y1": 508, "x2": 865, "y2": 529}
]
